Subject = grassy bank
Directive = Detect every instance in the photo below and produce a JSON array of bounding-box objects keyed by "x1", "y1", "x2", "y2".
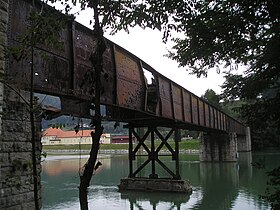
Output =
[{"x1": 42, "y1": 139, "x2": 199, "y2": 151}]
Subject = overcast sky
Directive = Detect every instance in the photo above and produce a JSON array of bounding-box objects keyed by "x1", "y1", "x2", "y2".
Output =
[{"x1": 51, "y1": 3, "x2": 226, "y2": 97}]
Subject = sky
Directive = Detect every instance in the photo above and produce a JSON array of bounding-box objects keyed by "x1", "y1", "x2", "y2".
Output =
[{"x1": 51, "y1": 2, "x2": 227, "y2": 97}]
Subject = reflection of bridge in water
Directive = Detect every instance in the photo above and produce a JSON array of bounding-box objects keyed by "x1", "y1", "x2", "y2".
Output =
[
  {"x1": 8, "y1": 0, "x2": 251, "y2": 193},
  {"x1": 121, "y1": 191, "x2": 190, "y2": 210},
  {"x1": 197, "y1": 162, "x2": 239, "y2": 210}
]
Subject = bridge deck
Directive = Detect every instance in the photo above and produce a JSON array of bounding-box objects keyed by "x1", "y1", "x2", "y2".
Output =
[{"x1": 7, "y1": 0, "x2": 245, "y2": 135}]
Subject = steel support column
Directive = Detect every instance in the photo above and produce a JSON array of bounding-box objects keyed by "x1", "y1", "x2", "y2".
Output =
[
  {"x1": 127, "y1": 125, "x2": 181, "y2": 180},
  {"x1": 149, "y1": 128, "x2": 158, "y2": 178},
  {"x1": 128, "y1": 127, "x2": 133, "y2": 177},
  {"x1": 174, "y1": 129, "x2": 181, "y2": 179}
]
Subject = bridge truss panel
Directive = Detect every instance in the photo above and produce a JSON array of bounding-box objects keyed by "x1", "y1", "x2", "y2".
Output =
[
  {"x1": 204, "y1": 103, "x2": 210, "y2": 127},
  {"x1": 73, "y1": 25, "x2": 115, "y2": 104},
  {"x1": 191, "y1": 95, "x2": 199, "y2": 125},
  {"x1": 222, "y1": 113, "x2": 226, "y2": 131},
  {"x1": 8, "y1": 0, "x2": 73, "y2": 95},
  {"x1": 171, "y1": 83, "x2": 183, "y2": 121},
  {"x1": 182, "y1": 90, "x2": 192, "y2": 123},
  {"x1": 209, "y1": 106, "x2": 214, "y2": 129},
  {"x1": 218, "y1": 111, "x2": 221, "y2": 130},
  {"x1": 198, "y1": 99, "x2": 204, "y2": 126},
  {"x1": 114, "y1": 48, "x2": 146, "y2": 110},
  {"x1": 73, "y1": 26, "x2": 96, "y2": 97},
  {"x1": 158, "y1": 77, "x2": 173, "y2": 119}
]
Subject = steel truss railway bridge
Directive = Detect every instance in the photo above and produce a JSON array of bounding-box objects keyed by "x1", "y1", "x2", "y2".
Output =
[{"x1": 5, "y1": 0, "x2": 251, "y2": 193}]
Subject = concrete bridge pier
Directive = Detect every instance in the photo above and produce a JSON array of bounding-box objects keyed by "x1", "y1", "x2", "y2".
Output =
[
  {"x1": 237, "y1": 127, "x2": 251, "y2": 152},
  {"x1": 1, "y1": 1, "x2": 42, "y2": 208},
  {"x1": 199, "y1": 132, "x2": 238, "y2": 162}
]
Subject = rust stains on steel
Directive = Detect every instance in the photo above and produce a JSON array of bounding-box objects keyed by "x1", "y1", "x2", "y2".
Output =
[
  {"x1": 114, "y1": 48, "x2": 146, "y2": 110},
  {"x1": 7, "y1": 0, "x2": 246, "y2": 135}
]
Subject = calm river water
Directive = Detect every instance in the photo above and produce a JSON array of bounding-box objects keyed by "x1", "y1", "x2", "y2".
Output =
[{"x1": 41, "y1": 151, "x2": 279, "y2": 210}]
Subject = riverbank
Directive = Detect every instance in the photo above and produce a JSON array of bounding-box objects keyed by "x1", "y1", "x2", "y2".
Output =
[
  {"x1": 43, "y1": 149, "x2": 199, "y2": 155},
  {"x1": 42, "y1": 139, "x2": 200, "y2": 155}
]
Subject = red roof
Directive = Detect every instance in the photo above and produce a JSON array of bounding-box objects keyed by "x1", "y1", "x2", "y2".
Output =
[{"x1": 42, "y1": 127, "x2": 94, "y2": 138}]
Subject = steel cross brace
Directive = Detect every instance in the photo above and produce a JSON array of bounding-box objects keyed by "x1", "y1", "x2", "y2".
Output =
[{"x1": 128, "y1": 126, "x2": 181, "y2": 180}]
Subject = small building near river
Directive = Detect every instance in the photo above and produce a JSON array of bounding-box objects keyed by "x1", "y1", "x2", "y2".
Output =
[{"x1": 41, "y1": 127, "x2": 111, "y2": 145}]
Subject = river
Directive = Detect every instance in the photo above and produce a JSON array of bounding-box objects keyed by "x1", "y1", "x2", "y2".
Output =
[{"x1": 41, "y1": 151, "x2": 279, "y2": 210}]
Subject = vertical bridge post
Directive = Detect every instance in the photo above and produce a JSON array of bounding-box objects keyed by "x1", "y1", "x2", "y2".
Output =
[{"x1": 237, "y1": 127, "x2": 251, "y2": 152}]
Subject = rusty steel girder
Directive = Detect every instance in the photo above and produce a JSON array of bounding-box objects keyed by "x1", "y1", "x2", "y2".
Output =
[{"x1": 6, "y1": 0, "x2": 246, "y2": 135}]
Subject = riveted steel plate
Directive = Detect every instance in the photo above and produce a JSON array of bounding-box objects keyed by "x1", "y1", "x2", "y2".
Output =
[
  {"x1": 213, "y1": 109, "x2": 218, "y2": 129},
  {"x1": 8, "y1": 0, "x2": 72, "y2": 95},
  {"x1": 73, "y1": 26, "x2": 115, "y2": 104},
  {"x1": 171, "y1": 83, "x2": 183, "y2": 121},
  {"x1": 204, "y1": 103, "x2": 210, "y2": 127},
  {"x1": 158, "y1": 77, "x2": 172, "y2": 119},
  {"x1": 191, "y1": 95, "x2": 198, "y2": 125},
  {"x1": 114, "y1": 48, "x2": 146, "y2": 110},
  {"x1": 198, "y1": 99, "x2": 204, "y2": 126},
  {"x1": 209, "y1": 106, "x2": 214, "y2": 128},
  {"x1": 183, "y1": 90, "x2": 191, "y2": 123},
  {"x1": 217, "y1": 111, "x2": 221, "y2": 130}
]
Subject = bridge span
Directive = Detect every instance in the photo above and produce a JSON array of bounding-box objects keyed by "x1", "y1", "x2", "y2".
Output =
[
  {"x1": 5, "y1": 0, "x2": 251, "y2": 193},
  {"x1": 8, "y1": 0, "x2": 245, "y2": 134}
]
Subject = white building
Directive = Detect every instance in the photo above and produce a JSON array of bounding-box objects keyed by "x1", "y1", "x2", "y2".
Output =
[{"x1": 41, "y1": 127, "x2": 111, "y2": 145}]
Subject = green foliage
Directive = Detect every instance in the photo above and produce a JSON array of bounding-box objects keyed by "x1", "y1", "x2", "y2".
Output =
[
  {"x1": 98, "y1": 0, "x2": 181, "y2": 37},
  {"x1": 201, "y1": 89, "x2": 247, "y2": 124},
  {"x1": 41, "y1": 151, "x2": 48, "y2": 159},
  {"x1": 222, "y1": 76, "x2": 280, "y2": 149},
  {"x1": 221, "y1": 100, "x2": 244, "y2": 121},
  {"x1": 167, "y1": 0, "x2": 279, "y2": 76},
  {"x1": 262, "y1": 166, "x2": 280, "y2": 210},
  {"x1": 179, "y1": 139, "x2": 199, "y2": 150},
  {"x1": 201, "y1": 89, "x2": 221, "y2": 109},
  {"x1": 50, "y1": 0, "x2": 191, "y2": 42}
]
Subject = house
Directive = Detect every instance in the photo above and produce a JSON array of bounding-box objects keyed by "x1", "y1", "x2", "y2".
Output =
[{"x1": 41, "y1": 127, "x2": 111, "y2": 145}]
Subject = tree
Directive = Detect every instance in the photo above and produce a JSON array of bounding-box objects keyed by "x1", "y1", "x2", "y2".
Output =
[
  {"x1": 201, "y1": 89, "x2": 221, "y2": 109},
  {"x1": 162, "y1": 0, "x2": 279, "y2": 144},
  {"x1": 263, "y1": 166, "x2": 280, "y2": 210},
  {"x1": 221, "y1": 99, "x2": 247, "y2": 123},
  {"x1": 167, "y1": 0, "x2": 279, "y2": 79}
]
